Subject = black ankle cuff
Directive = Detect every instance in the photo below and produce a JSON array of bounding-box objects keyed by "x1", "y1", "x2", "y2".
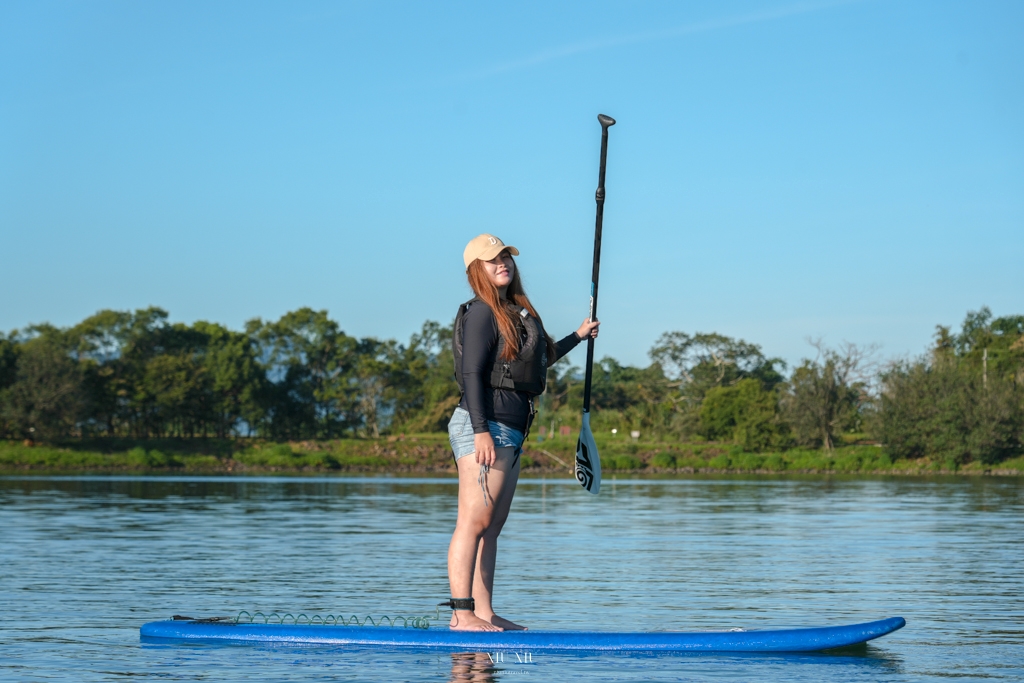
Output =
[{"x1": 439, "y1": 597, "x2": 475, "y2": 611}]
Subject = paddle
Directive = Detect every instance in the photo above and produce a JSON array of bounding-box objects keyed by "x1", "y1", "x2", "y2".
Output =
[{"x1": 575, "y1": 113, "x2": 615, "y2": 495}]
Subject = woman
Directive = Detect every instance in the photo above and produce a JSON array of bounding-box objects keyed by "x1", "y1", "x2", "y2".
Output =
[{"x1": 446, "y1": 234, "x2": 600, "y2": 632}]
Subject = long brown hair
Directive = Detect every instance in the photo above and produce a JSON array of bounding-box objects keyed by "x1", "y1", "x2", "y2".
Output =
[{"x1": 467, "y1": 254, "x2": 558, "y2": 362}]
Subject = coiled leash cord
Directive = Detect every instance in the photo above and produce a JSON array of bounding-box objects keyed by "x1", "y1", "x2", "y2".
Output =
[
  {"x1": 478, "y1": 463, "x2": 490, "y2": 507},
  {"x1": 223, "y1": 609, "x2": 440, "y2": 629}
]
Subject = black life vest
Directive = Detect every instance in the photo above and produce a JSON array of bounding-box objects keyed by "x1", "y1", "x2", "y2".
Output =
[{"x1": 453, "y1": 298, "x2": 548, "y2": 396}]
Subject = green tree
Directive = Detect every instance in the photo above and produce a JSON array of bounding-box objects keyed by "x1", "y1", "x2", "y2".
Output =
[
  {"x1": 69, "y1": 310, "x2": 134, "y2": 436},
  {"x1": 351, "y1": 337, "x2": 407, "y2": 438},
  {"x1": 650, "y1": 332, "x2": 785, "y2": 396},
  {"x1": 0, "y1": 328, "x2": 84, "y2": 441},
  {"x1": 389, "y1": 321, "x2": 461, "y2": 433},
  {"x1": 247, "y1": 308, "x2": 358, "y2": 439},
  {"x1": 196, "y1": 321, "x2": 267, "y2": 437},
  {"x1": 114, "y1": 307, "x2": 176, "y2": 437},
  {"x1": 0, "y1": 333, "x2": 20, "y2": 438},
  {"x1": 138, "y1": 350, "x2": 209, "y2": 437},
  {"x1": 700, "y1": 378, "x2": 789, "y2": 451},
  {"x1": 580, "y1": 357, "x2": 672, "y2": 435},
  {"x1": 878, "y1": 360, "x2": 1021, "y2": 465},
  {"x1": 951, "y1": 307, "x2": 1024, "y2": 385},
  {"x1": 68, "y1": 308, "x2": 268, "y2": 438},
  {"x1": 649, "y1": 331, "x2": 785, "y2": 437},
  {"x1": 784, "y1": 342, "x2": 870, "y2": 450},
  {"x1": 875, "y1": 308, "x2": 1023, "y2": 465}
]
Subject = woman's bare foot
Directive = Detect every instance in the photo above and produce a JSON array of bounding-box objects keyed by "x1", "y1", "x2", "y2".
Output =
[
  {"x1": 489, "y1": 614, "x2": 527, "y2": 631},
  {"x1": 449, "y1": 612, "x2": 504, "y2": 631}
]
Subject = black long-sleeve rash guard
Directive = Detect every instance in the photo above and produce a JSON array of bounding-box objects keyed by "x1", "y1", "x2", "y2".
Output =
[{"x1": 458, "y1": 302, "x2": 582, "y2": 434}]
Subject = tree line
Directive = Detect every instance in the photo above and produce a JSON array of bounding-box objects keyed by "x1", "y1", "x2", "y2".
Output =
[{"x1": 1, "y1": 306, "x2": 1021, "y2": 465}]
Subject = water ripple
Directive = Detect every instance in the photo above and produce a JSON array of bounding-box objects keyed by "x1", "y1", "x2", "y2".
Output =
[{"x1": 1, "y1": 475, "x2": 1021, "y2": 681}]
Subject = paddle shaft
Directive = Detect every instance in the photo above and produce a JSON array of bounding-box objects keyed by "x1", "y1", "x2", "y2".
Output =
[{"x1": 583, "y1": 114, "x2": 615, "y2": 413}]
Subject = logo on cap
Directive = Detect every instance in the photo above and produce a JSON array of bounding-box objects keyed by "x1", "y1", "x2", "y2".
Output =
[{"x1": 488, "y1": 237, "x2": 497, "y2": 245}]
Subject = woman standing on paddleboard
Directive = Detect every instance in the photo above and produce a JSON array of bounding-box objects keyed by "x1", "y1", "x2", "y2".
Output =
[{"x1": 446, "y1": 234, "x2": 600, "y2": 632}]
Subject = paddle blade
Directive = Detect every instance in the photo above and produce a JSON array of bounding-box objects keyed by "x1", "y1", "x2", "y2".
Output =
[{"x1": 575, "y1": 411, "x2": 601, "y2": 495}]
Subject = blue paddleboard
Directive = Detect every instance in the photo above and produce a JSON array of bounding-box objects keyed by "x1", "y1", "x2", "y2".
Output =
[{"x1": 140, "y1": 616, "x2": 905, "y2": 652}]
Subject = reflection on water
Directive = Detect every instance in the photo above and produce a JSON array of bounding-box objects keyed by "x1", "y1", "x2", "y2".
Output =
[
  {"x1": 448, "y1": 652, "x2": 500, "y2": 682},
  {"x1": 1, "y1": 475, "x2": 1022, "y2": 682}
]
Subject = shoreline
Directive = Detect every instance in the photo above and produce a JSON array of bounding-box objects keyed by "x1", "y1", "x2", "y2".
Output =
[{"x1": 2, "y1": 438, "x2": 1021, "y2": 477}]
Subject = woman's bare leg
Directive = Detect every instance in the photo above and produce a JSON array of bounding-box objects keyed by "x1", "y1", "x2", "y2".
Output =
[
  {"x1": 447, "y1": 449, "x2": 515, "y2": 631},
  {"x1": 470, "y1": 449, "x2": 525, "y2": 629}
]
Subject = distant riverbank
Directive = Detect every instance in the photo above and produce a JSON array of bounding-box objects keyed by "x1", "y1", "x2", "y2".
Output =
[{"x1": 2, "y1": 437, "x2": 1021, "y2": 476}]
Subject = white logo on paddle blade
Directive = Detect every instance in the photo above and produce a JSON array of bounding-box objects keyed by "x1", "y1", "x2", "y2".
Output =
[{"x1": 575, "y1": 411, "x2": 601, "y2": 495}]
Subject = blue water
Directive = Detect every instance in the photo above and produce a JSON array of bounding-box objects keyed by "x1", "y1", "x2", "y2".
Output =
[{"x1": 1, "y1": 475, "x2": 1021, "y2": 681}]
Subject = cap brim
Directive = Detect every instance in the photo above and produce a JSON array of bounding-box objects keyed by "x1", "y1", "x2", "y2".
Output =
[{"x1": 473, "y1": 244, "x2": 519, "y2": 264}]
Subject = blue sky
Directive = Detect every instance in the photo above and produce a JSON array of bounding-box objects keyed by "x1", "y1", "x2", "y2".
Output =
[{"x1": 1, "y1": 0, "x2": 1021, "y2": 370}]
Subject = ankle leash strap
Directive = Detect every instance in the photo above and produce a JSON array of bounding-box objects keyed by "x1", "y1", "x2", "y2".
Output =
[{"x1": 439, "y1": 598, "x2": 476, "y2": 611}]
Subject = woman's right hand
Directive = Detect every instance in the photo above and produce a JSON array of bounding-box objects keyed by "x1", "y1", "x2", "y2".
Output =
[
  {"x1": 576, "y1": 318, "x2": 601, "y2": 340},
  {"x1": 474, "y1": 432, "x2": 497, "y2": 467}
]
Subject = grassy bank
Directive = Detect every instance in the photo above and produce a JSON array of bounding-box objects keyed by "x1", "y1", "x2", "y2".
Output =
[{"x1": 1, "y1": 436, "x2": 1021, "y2": 476}]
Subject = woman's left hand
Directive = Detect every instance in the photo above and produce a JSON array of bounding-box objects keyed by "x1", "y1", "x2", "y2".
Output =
[{"x1": 576, "y1": 318, "x2": 600, "y2": 340}]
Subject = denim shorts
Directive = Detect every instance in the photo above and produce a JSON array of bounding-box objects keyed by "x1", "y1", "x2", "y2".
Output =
[{"x1": 448, "y1": 407, "x2": 525, "y2": 460}]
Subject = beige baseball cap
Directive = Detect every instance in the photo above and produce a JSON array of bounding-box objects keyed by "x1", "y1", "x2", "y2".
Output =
[{"x1": 463, "y1": 234, "x2": 520, "y2": 268}]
